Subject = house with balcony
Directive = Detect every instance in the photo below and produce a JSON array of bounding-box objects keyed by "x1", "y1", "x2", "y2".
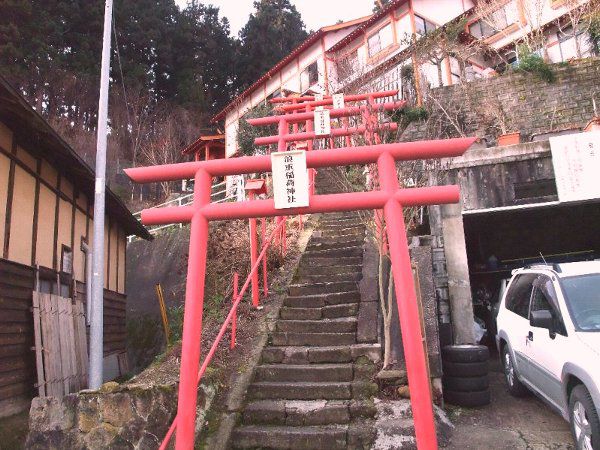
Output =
[{"x1": 210, "y1": 0, "x2": 595, "y2": 158}]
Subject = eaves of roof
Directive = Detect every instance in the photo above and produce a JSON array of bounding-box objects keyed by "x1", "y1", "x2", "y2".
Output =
[
  {"x1": 211, "y1": 15, "x2": 372, "y2": 123},
  {"x1": 0, "y1": 75, "x2": 152, "y2": 240}
]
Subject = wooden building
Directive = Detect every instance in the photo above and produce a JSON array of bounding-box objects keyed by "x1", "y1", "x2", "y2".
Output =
[{"x1": 0, "y1": 76, "x2": 150, "y2": 417}]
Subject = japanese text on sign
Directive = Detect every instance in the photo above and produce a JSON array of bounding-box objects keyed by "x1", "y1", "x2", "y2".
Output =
[
  {"x1": 314, "y1": 109, "x2": 331, "y2": 136},
  {"x1": 332, "y1": 93, "x2": 345, "y2": 109},
  {"x1": 550, "y1": 131, "x2": 600, "y2": 202},
  {"x1": 271, "y1": 150, "x2": 310, "y2": 209}
]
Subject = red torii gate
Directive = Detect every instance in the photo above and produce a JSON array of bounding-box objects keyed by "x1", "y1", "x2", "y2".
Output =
[{"x1": 126, "y1": 130, "x2": 474, "y2": 448}]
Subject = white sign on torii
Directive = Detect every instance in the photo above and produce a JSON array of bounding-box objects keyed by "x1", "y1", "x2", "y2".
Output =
[{"x1": 271, "y1": 150, "x2": 310, "y2": 209}]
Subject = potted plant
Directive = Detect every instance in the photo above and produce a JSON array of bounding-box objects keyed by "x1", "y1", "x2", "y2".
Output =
[{"x1": 483, "y1": 100, "x2": 520, "y2": 146}]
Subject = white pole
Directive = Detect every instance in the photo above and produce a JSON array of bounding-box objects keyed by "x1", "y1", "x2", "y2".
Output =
[{"x1": 89, "y1": 0, "x2": 113, "y2": 390}]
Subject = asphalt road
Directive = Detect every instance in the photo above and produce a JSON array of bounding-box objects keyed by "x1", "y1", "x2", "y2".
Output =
[{"x1": 447, "y1": 358, "x2": 574, "y2": 449}]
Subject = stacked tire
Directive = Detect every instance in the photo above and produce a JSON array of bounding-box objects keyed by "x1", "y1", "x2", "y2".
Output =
[{"x1": 442, "y1": 344, "x2": 491, "y2": 407}]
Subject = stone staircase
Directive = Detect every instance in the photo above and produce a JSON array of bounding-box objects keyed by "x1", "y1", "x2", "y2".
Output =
[{"x1": 230, "y1": 172, "x2": 380, "y2": 449}]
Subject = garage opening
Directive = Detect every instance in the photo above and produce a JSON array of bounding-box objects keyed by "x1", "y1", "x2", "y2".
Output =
[{"x1": 462, "y1": 200, "x2": 600, "y2": 345}]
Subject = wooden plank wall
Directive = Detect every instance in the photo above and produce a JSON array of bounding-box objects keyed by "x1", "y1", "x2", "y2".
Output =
[
  {"x1": 0, "y1": 259, "x2": 35, "y2": 417},
  {"x1": 0, "y1": 260, "x2": 128, "y2": 418},
  {"x1": 74, "y1": 282, "x2": 127, "y2": 356}
]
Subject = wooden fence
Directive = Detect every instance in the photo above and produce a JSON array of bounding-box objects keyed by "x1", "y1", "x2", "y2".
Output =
[{"x1": 32, "y1": 293, "x2": 88, "y2": 397}]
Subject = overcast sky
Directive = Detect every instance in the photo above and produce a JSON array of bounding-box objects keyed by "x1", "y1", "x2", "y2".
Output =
[{"x1": 174, "y1": 1, "x2": 374, "y2": 36}]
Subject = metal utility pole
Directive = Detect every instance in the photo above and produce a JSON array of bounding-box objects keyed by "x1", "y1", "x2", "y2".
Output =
[{"x1": 89, "y1": 0, "x2": 113, "y2": 390}]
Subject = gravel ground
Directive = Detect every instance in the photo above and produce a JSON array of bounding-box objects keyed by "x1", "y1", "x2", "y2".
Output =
[{"x1": 446, "y1": 357, "x2": 574, "y2": 449}]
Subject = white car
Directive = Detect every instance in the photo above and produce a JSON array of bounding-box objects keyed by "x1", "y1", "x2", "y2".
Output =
[{"x1": 496, "y1": 262, "x2": 600, "y2": 450}]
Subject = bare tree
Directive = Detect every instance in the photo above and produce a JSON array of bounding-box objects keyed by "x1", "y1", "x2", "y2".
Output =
[
  {"x1": 475, "y1": 0, "x2": 548, "y2": 55},
  {"x1": 140, "y1": 106, "x2": 195, "y2": 198},
  {"x1": 555, "y1": 0, "x2": 600, "y2": 58}
]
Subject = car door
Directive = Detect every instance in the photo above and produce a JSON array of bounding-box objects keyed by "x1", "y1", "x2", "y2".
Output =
[
  {"x1": 525, "y1": 274, "x2": 568, "y2": 409},
  {"x1": 502, "y1": 273, "x2": 537, "y2": 381}
]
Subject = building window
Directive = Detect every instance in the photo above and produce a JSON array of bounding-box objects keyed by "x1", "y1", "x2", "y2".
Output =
[
  {"x1": 469, "y1": 1, "x2": 518, "y2": 39},
  {"x1": 61, "y1": 245, "x2": 73, "y2": 275},
  {"x1": 308, "y1": 61, "x2": 319, "y2": 86},
  {"x1": 367, "y1": 23, "x2": 394, "y2": 57},
  {"x1": 469, "y1": 19, "x2": 496, "y2": 39},
  {"x1": 414, "y1": 15, "x2": 436, "y2": 36},
  {"x1": 300, "y1": 61, "x2": 319, "y2": 92},
  {"x1": 267, "y1": 88, "x2": 282, "y2": 100}
]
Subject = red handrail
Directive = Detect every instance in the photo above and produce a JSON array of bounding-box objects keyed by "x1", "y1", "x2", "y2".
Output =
[{"x1": 159, "y1": 211, "x2": 288, "y2": 449}]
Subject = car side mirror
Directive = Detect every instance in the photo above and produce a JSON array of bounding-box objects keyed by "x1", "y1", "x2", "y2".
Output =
[{"x1": 530, "y1": 309, "x2": 553, "y2": 330}]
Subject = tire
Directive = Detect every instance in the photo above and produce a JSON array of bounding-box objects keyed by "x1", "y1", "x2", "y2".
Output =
[
  {"x1": 443, "y1": 360, "x2": 489, "y2": 377},
  {"x1": 443, "y1": 375, "x2": 489, "y2": 392},
  {"x1": 444, "y1": 389, "x2": 491, "y2": 407},
  {"x1": 442, "y1": 344, "x2": 489, "y2": 363},
  {"x1": 568, "y1": 384, "x2": 600, "y2": 450},
  {"x1": 501, "y1": 344, "x2": 529, "y2": 397}
]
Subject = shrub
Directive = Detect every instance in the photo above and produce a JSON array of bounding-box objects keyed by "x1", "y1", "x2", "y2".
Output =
[
  {"x1": 516, "y1": 51, "x2": 555, "y2": 83},
  {"x1": 237, "y1": 103, "x2": 277, "y2": 156},
  {"x1": 391, "y1": 106, "x2": 429, "y2": 124}
]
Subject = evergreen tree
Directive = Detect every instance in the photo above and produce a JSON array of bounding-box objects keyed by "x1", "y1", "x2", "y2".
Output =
[
  {"x1": 236, "y1": 0, "x2": 308, "y2": 91},
  {"x1": 175, "y1": 2, "x2": 236, "y2": 113},
  {"x1": 373, "y1": 0, "x2": 392, "y2": 13}
]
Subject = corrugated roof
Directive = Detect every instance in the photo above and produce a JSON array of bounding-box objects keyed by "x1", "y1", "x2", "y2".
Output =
[
  {"x1": 211, "y1": 15, "x2": 372, "y2": 123},
  {"x1": 0, "y1": 75, "x2": 151, "y2": 240}
]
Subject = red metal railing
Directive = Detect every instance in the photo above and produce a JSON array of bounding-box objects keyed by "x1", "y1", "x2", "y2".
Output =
[{"x1": 159, "y1": 216, "x2": 288, "y2": 449}]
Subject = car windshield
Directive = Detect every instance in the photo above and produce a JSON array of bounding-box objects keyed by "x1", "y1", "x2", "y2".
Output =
[{"x1": 561, "y1": 274, "x2": 600, "y2": 331}]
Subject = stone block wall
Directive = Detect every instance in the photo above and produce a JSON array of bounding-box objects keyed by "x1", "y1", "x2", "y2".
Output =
[
  {"x1": 26, "y1": 383, "x2": 178, "y2": 449},
  {"x1": 26, "y1": 381, "x2": 216, "y2": 449},
  {"x1": 400, "y1": 58, "x2": 600, "y2": 143}
]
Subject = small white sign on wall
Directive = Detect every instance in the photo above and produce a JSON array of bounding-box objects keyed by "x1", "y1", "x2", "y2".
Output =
[
  {"x1": 314, "y1": 109, "x2": 331, "y2": 136},
  {"x1": 550, "y1": 131, "x2": 600, "y2": 202},
  {"x1": 332, "y1": 93, "x2": 345, "y2": 109},
  {"x1": 271, "y1": 150, "x2": 310, "y2": 209}
]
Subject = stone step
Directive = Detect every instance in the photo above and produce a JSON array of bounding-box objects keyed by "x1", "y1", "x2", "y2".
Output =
[
  {"x1": 276, "y1": 318, "x2": 357, "y2": 333},
  {"x1": 247, "y1": 382, "x2": 352, "y2": 401},
  {"x1": 318, "y1": 229, "x2": 365, "y2": 239},
  {"x1": 299, "y1": 256, "x2": 362, "y2": 267},
  {"x1": 280, "y1": 303, "x2": 358, "y2": 320},
  {"x1": 254, "y1": 363, "x2": 353, "y2": 382},
  {"x1": 231, "y1": 424, "x2": 348, "y2": 449},
  {"x1": 271, "y1": 332, "x2": 356, "y2": 347},
  {"x1": 261, "y1": 344, "x2": 381, "y2": 365},
  {"x1": 303, "y1": 246, "x2": 363, "y2": 259},
  {"x1": 283, "y1": 291, "x2": 361, "y2": 308},
  {"x1": 307, "y1": 239, "x2": 364, "y2": 251},
  {"x1": 288, "y1": 281, "x2": 359, "y2": 297},
  {"x1": 247, "y1": 381, "x2": 377, "y2": 401},
  {"x1": 319, "y1": 215, "x2": 364, "y2": 224},
  {"x1": 295, "y1": 272, "x2": 362, "y2": 284},
  {"x1": 296, "y1": 264, "x2": 361, "y2": 277},
  {"x1": 241, "y1": 399, "x2": 377, "y2": 426},
  {"x1": 318, "y1": 222, "x2": 365, "y2": 232}
]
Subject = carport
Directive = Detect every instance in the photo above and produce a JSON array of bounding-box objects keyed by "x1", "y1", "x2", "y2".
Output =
[{"x1": 462, "y1": 199, "x2": 600, "y2": 339}]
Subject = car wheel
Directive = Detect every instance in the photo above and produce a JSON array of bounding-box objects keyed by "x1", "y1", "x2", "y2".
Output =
[
  {"x1": 442, "y1": 360, "x2": 489, "y2": 377},
  {"x1": 442, "y1": 344, "x2": 489, "y2": 363},
  {"x1": 502, "y1": 345, "x2": 528, "y2": 397},
  {"x1": 569, "y1": 385, "x2": 600, "y2": 450},
  {"x1": 443, "y1": 375, "x2": 489, "y2": 392}
]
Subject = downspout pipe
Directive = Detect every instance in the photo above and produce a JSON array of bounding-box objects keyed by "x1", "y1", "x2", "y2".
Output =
[{"x1": 81, "y1": 241, "x2": 93, "y2": 326}]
